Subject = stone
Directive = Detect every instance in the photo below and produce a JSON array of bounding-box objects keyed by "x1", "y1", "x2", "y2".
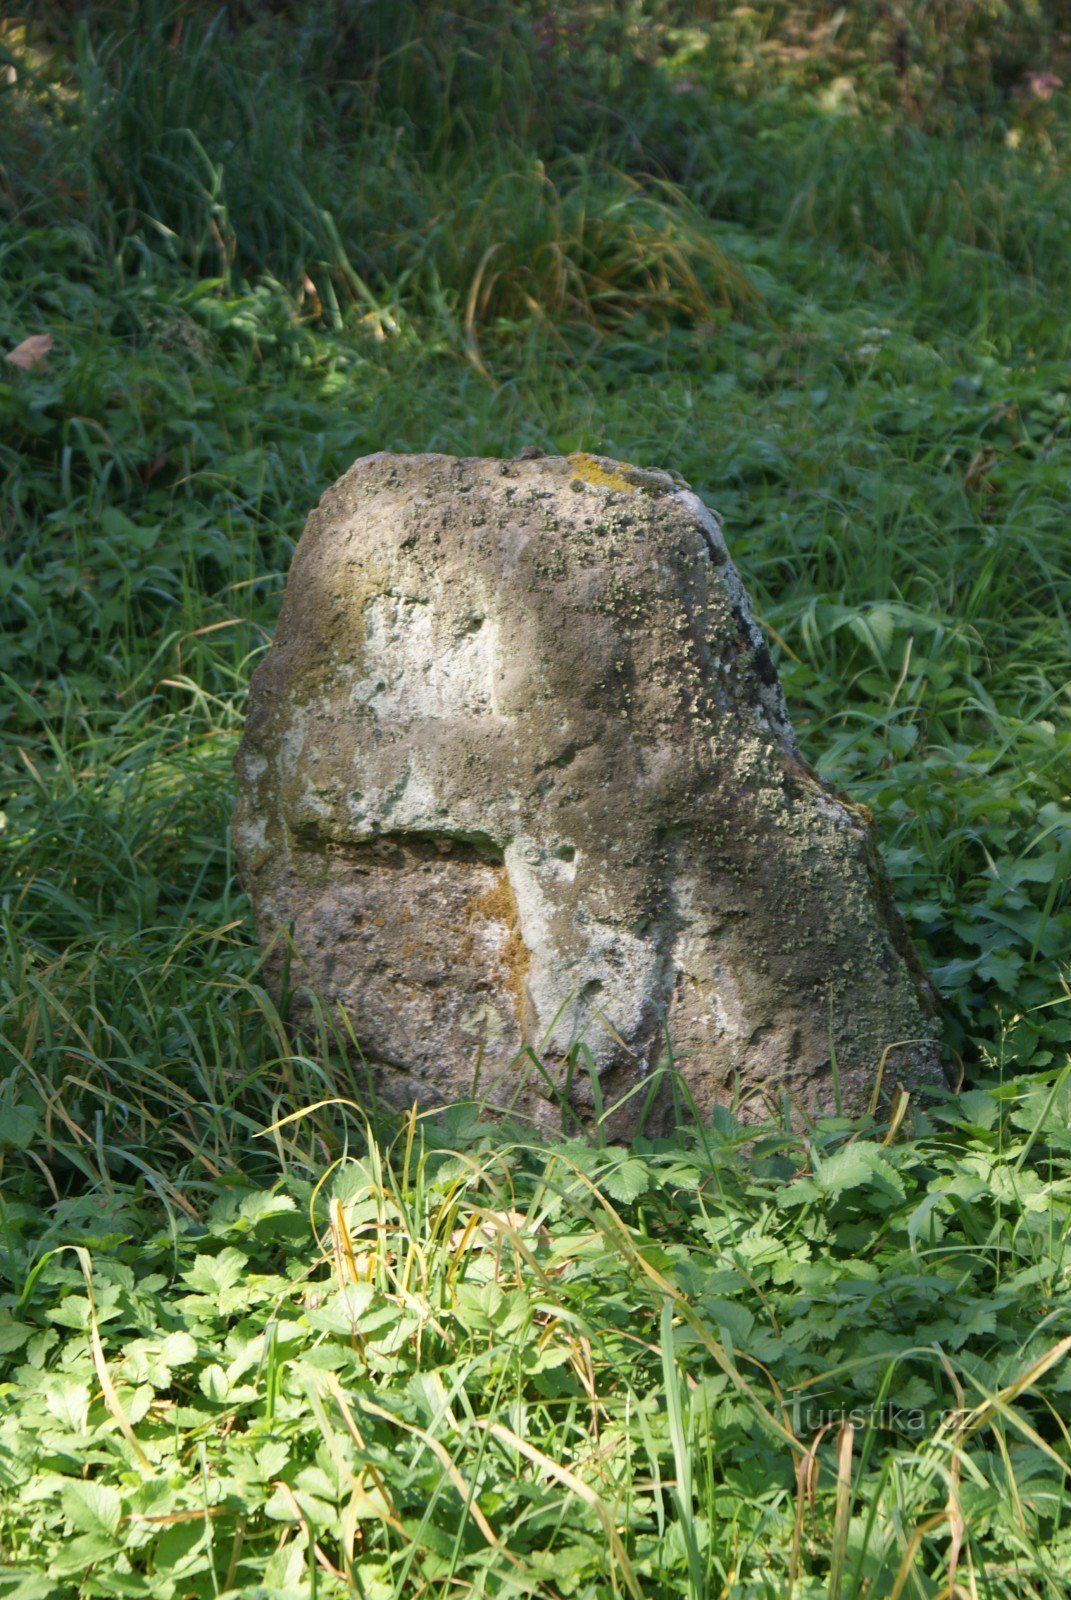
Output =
[{"x1": 233, "y1": 450, "x2": 945, "y2": 1133}]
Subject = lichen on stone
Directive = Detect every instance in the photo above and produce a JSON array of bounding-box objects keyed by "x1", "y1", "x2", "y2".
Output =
[{"x1": 567, "y1": 452, "x2": 674, "y2": 496}]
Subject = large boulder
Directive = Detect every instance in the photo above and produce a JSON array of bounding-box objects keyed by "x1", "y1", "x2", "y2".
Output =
[{"x1": 233, "y1": 451, "x2": 944, "y2": 1132}]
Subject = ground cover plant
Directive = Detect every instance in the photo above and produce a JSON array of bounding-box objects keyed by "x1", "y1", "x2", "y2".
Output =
[{"x1": 1, "y1": 2, "x2": 1071, "y2": 1595}]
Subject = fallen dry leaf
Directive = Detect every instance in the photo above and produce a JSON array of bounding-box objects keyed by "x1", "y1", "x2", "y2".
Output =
[
  {"x1": 5, "y1": 332, "x2": 53, "y2": 371},
  {"x1": 448, "y1": 1209, "x2": 547, "y2": 1252},
  {"x1": 964, "y1": 444, "x2": 998, "y2": 496}
]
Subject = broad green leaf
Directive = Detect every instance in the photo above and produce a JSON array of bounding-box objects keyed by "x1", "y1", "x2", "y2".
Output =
[
  {"x1": 198, "y1": 1363, "x2": 230, "y2": 1403},
  {"x1": 160, "y1": 1330, "x2": 198, "y2": 1368},
  {"x1": 126, "y1": 1384, "x2": 155, "y2": 1425},
  {"x1": 181, "y1": 1247, "x2": 248, "y2": 1295},
  {"x1": 815, "y1": 1142, "x2": 906, "y2": 1203},
  {"x1": 44, "y1": 1380, "x2": 90, "y2": 1433},
  {"x1": 524, "y1": 1341, "x2": 572, "y2": 1374},
  {"x1": 151, "y1": 1519, "x2": 210, "y2": 1577},
  {"x1": 47, "y1": 1295, "x2": 93, "y2": 1331},
  {"x1": 61, "y1": 1479, "x2": 122, "y2": 1538},
  {"x1": 265, "y1": 1483, "x2": 325, "y2": 1523},
  {"x1": 304, "y1": 1282, "x2": 375, "y2": 1335},
  {"x1": 0, "y1": 1107, "x2": 39, "y2": 1150},
  {"x1": 0, "y1": 1574, "x2": 54, "y2": 1600},
  {"x1": 0, "y1": 1322, "x2": 33, "y2": 1355},
  {"x1": 601, "y1": 1157, "x2": 652, "y2": 1204},
  {"x1": 699, "y1": 1299, "x2": 756, "y2": 1344},
  {"x1": 907, "y1": 1192, "x2": 951, "y2": 1255},
  {"x1": 975, "y1": 950, "x2": 1023, "y2": 990},
  {"x1": 238, "y1": 1190, "x2": 298, "y2": 1226},
  {"x1": 454, "y1": 1279, "x2": 504, "y2": 1329},
  {"x1": 48, "y1": 1533, "x2": 121, "y2": 1578},
  {"x1": 254, "y1": 1440, "x2": 292, "y2": 1479}
]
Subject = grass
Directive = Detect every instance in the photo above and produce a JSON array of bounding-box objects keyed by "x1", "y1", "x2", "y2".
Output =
[
  {"x1": 1, "y1": 1, "x2": 1071, "y2": 1594},
  {"x1": 4, "y1": 1090, "x2": 1071, "y2": 1598}
]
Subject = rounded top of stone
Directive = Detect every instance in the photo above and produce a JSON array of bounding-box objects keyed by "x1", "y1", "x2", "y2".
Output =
[{"x1": 342, "y1": 449, "x2": 690, "y2": 501}]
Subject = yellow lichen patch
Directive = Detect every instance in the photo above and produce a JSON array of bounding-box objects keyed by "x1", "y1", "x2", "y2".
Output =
[
  {"x1": 567, "y1": 452, "x2": 642, "y2": 494},
  {"x1": 468, "y1": 872, "x2": 532, "y2": 1033}
]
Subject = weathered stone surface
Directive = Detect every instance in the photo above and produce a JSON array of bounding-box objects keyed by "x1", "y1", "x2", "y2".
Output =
[{"x1": 233, "y1": 451, "x2": 944, "y2": 1131}]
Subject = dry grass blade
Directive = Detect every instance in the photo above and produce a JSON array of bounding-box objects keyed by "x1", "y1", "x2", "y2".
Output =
[
  {"x1": 827, "y1": 1422, "x2": 854, "y2": 1600},
  {"x1": 955, "y1": 1335, "x2": 1071, "y2": 1473},
  {"x1": 477, "y1": 1418, "x2": 644, "y2": 1600},
  {"x1": 937, "y1": 1350, "x2": 968, "y2": 1596},
  {"x1": 268, "y1": 1480, "x2": 347, "y2": 1581},
  {"x1": 660, "y1": 1300, "x2": 704, "y2": 1600},
  {"x1": 329, "y1": 1195, "x2": 366, "y2": 1286},
  {"x1": 328, "y1": 1380, "x2": 533, "y2": 1579},
  {"x1": 789, "y1": 1425, "x2": 831, "y2": 1599},
  {"x1": 74, "y1": 1246, "x2": 151, "y2": 1470},
  {"x1": 562, "y1": 1156, "x2": 802, "y2": 1454},
  {"x1": 889, "y1": 1512, "x2": 952, "y2": 1600},
  {"x1": 945, "y1": 1446, "x2": 966, "y2": 1598}
]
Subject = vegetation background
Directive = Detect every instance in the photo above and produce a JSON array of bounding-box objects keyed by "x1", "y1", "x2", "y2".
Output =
[{"x1": 2, "y1": 2, "x2": 1071, "y2": 1596}]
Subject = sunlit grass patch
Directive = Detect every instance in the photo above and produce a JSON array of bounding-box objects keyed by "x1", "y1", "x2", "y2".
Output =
[{"x1": 2, "y1": 1085, "x2": 1071, "y2": 1597}]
